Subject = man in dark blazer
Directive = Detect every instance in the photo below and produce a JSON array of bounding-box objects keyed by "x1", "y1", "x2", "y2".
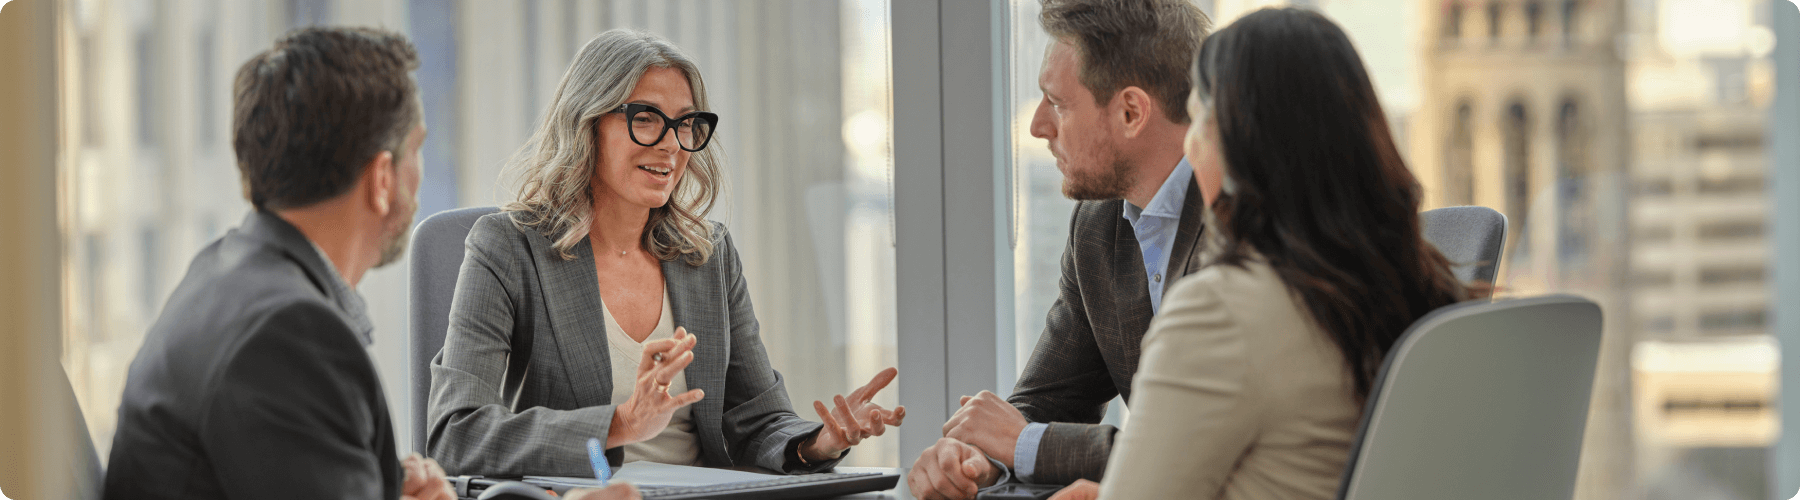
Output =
[
  {"x1": 908, "y1": 1, "x2": 1213, "y2": 498},
  {"x1": 99, "y1": 27, "x2": 631, "y2": 500}
]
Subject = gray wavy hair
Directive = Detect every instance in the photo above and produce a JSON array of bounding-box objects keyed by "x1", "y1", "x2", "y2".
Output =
[{"x1": 503, "y1": 29, "x2": 720, "y2": 265}]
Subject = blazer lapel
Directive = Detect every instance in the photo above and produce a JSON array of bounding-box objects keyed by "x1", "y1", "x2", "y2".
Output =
[
  {"x1": 662, "y1": 258, "x2": 728, "y2": 462},
  {"x1": 1110, "y1": 213, "x2": 1154, "y2": 401},
  {"x1": 531, "y1": 236, "x2": 614, "y2": 409},
  {"x1": 1163, "y1": 181, "x2": 1207, "y2": 297}
]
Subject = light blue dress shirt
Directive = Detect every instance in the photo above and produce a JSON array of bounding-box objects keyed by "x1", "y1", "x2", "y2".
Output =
[
  {"x1": 1120, "y1": 158, "x2": 1193, "y2": 314},
  {"x1": 1011, "y1": 158, "x2": 1193, "y2": 483}
]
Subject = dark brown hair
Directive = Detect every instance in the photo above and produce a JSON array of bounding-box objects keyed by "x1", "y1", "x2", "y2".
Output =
[
  {"x1": 1040, "y1": 0, "x2": 1211, "y2": 124},
  {"x1": 232, "y1": 26, "x2": 420, "y2": 211},
  {"x1": 1196, "y1": 8, "x2": 1467, "y2": 401}
]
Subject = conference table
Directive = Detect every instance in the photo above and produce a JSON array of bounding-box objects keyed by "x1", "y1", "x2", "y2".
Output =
[{"x1": 825, "y1": 467, "x2": 911, "y2": 499}]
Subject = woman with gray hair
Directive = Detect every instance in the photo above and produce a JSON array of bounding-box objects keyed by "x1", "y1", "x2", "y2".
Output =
[{"x1": 426, "y1": 29, "x2": 904, "y2": 477}]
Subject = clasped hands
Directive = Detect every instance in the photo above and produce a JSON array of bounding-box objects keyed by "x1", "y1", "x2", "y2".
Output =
[
  {"x1": 907, "y1": 390, "x2": 1027, "y2": 500},
  {"x1": 605, "y1": 327, "x2": 905, "y2": 464}
]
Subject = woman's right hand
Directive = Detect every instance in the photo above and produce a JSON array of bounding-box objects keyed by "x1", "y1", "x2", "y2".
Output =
[{"x1": 607, "y1": 327, "x2": 705, "y2": 447}]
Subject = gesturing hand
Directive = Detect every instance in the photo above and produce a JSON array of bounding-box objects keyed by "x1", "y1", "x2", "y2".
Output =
[
  {"x1": 607, "y1": 327, "x2": 705, "y2": 447},
  {"x1": 906, "y1": 437, "x2": 1001, "y2": 500},
  {"x1": 942, "y1": 390, "x2": 1028, "y2": 467},
  {"x1": 800, "y1": 367, "x2": 906, "y2": 463}
]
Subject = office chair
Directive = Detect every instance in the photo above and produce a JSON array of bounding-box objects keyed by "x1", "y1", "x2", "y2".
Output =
[
  {"x1": 1420, "y1": 206, "x2": 1507, "y2": 285},
  {"x1": 1335, "y1": 294, "x2": 1603, "y2": 500},
  {"x1": 409, "y1": 206, "x2": 500, "y2": 455}
]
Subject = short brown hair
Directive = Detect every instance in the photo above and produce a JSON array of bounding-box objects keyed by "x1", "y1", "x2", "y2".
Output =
[
  {"x1": 1040, "y1": 0, "x2": 1211, "y2": 123},
  {"x1": 232, "y1": 26, "x2": 420, "y2": 211}
]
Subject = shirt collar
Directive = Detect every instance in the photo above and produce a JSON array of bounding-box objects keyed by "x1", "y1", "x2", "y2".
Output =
[
  {"x1": 1122, "y1": 157, "x2": 1194, "y2": 222},
  {"x1": 243, "y1": 210, "x2": 376, "y2": 346},
  {"x1": 305, "y1": 240, "x2": 374, "y2": 347}
]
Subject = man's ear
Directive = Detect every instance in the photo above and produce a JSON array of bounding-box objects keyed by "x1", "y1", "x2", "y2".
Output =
[
  {"x1": 1116, "y1": 86, "x2": 1154, "y2": 139},
  {"x1": 364, "y1": 150, "x2": 395, "y2": 217}
]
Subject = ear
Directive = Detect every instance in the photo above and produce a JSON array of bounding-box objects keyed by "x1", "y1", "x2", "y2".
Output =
[
  {"x1": 363, "y1": 150, "x2": 396, "y2": 217},
  {"x1": 1116, "y1": 86, "x2": 1155, "y2": 139}
]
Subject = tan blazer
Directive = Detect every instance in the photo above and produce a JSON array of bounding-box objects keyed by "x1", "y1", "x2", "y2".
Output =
[{"x1": 1097, "y1": 236, "x2": 1359, "y2": 500}]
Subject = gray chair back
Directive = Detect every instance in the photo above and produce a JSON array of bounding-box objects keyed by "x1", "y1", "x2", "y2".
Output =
[
  {"x1": 1420, "y1": 206, "x2": 1507, "y2": 285},
  {"x1": 1336, "y1": 294, "x2": 1603, "y2": 500},
  {"x1": 409, "y1": 206, "x2": 499, "y2": 454}
]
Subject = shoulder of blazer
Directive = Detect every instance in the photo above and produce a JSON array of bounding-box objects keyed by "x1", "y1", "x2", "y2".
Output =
[
  {"x1": 466, "y1": 211, "x2": 554, "y2": 262},
  {"x1": 1070, "y1": 199, "x2": 1125, "y2": 227},
  {"x1": 706, "y1": 221, "x2": 733, "y2": 256},
  {"x1": 1065, "y1": 199, "x2": 1129, "y2": 264},
  {"x1": 665, "y1": 220, "x2": 735, "y2": 270}
]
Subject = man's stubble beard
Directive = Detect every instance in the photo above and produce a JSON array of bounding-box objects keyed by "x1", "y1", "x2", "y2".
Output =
[
  {"x1": 1060, "y1": 141, "x2": 1134, "y2": 201},
  {"x1": 373, "y1": 188, "x2": 417, "y2": 269}
]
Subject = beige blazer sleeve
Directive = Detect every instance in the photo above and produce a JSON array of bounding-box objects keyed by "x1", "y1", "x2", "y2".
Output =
[{"x1": 1097, "y1": 258, "x2": 1357, "y2": 500}]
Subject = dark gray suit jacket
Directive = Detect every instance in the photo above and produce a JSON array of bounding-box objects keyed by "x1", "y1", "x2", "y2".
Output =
[
  {"x1": 1008, "y1": 178, "x2": 1207, "y2": 485},
  {"x1": 426, "y1": 213, "x2": 835, "y2": 477},
  {"x1": 102, "y1": 211, "x2": 401, "y2": 500}
]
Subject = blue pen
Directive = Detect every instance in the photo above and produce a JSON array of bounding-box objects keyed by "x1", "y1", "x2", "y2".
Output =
[{"x1": 587, "y1": 437, "x2": 611, "y2": 486}]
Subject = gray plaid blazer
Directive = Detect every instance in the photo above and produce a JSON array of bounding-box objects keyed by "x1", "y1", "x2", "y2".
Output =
[
  {"x1": 1008, "y1": 178, "x2": 1207, "y2": 485},
  {"x1": 426, "y1": 212, "x2": 835, "y2": 477}
]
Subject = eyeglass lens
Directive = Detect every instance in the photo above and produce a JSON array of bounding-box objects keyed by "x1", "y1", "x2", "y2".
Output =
[{"x1": 626, "y1": 105, "x2": 714, "y2": 151}]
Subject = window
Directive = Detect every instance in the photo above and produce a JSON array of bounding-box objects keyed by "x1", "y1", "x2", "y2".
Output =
[
  {"x1": 1638, "y1": 178, "x2": 1674, "y2": 196},
  {"x1": 1636, "y1": 225, "x2": 1673, "y2": 243},
  {"x1": 1697, "y1": 221, "x2": 1764, "y2": 241},
  {"x1": 80, "y1": 33, "x2": 101, "y2": 148},
  {"x1": 1699, "y1": 309, "x2": 1766, "y2": 332},
  {"x1": 1555, "y1": 99, "x2": 1589, "y2": 269},
  {"x1": 521, "y1": 0, "x2": 541, "y2": 131},
  {"x1": 1707, "y1": 57, "x2": 1750, "y2": 106},
  {"x1": 1444, "y1": 102, "x2": 1476, "y2": 205},
  {"x1": 138, "y1": 228, "x2": 159, "y2": 313},
  {"x1": 1699, "y1": 266, "x2": 1765, "y2": 286},
  {"x1": 1525, "y1": 1, "x2": 1543, "y2": 40},
  {"x1": 134, "y1": 30, "x2": 155, "y2": 148},
  {"x1": 1697, "y1": 176, "x2": 1764, "y2": 195},
  {"x1": 1560, "y1": 0, "x2": 1577, "y2": 45},
  {"x1": 197, "y1": 31, "x2": 217, "y2": 147},
  {"x1": 1488, "y1": 1, "x2": 1504, "y2": 41},
  {"x1": 287, "y1": 0, "x2": 330, "y2": 28},
  {"x1": 1445, "y1": 2, "x2": 1465, "y2": 40},
  {"x1": 1503, "y1": 101, "x2": 1532, "y2": 252},
  {"x1": 1634, "y1": 270, "x2": 1673, "y2": 287}
]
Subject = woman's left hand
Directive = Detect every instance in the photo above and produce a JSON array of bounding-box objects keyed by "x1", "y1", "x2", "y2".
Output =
[{"x1": 801, "y1": 367, "x2": 906, "y2": 463}]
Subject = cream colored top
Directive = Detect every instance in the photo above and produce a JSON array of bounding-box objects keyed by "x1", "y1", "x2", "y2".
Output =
[
  {"x1": 1098, "y1": 242, "x2": 1359, "y2": 500},
  {"x1": 602, "y1": 290, "x2": 701, "y2": 466}
]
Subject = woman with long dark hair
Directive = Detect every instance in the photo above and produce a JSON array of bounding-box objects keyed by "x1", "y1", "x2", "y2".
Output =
[{"x1": 1051, "y1": 8, "x2": 1467, "y2": 500}]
